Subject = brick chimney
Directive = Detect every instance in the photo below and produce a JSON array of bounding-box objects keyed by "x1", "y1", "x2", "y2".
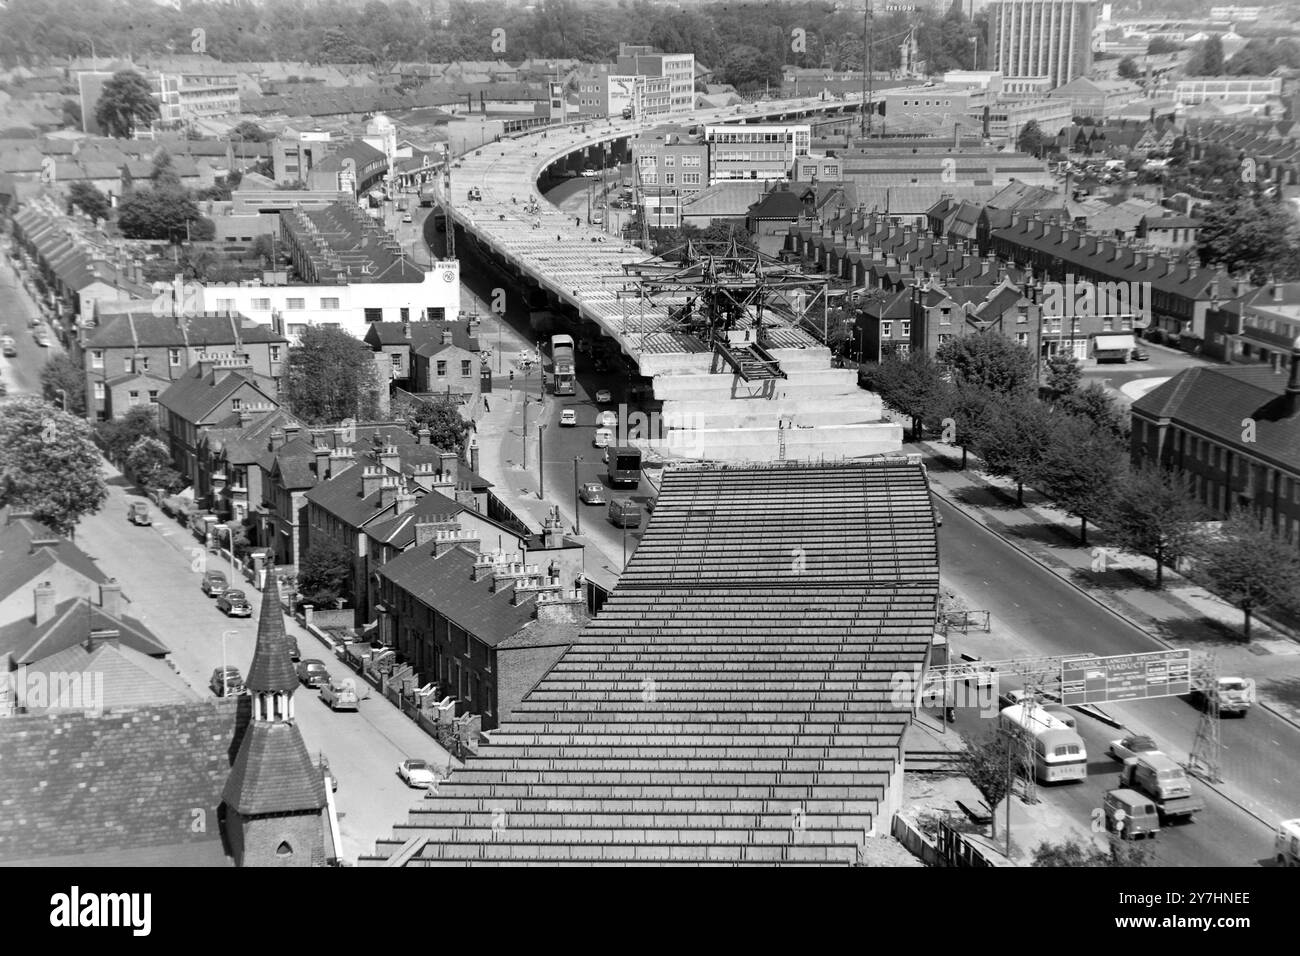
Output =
[
  {"x1": 434, "y1": 527, "x2": 480, "y2": 557},
  {"x1": 441, "y1": 325, "x2": 452, "y2": 345},
  {"x1": 313, "y1": 445, "x2": 330, "y2": 479},
  {"x1": 328, "y1": 448, "x2": 353, "y2": 479},
  {"x1": 395, "y1": 488, "x2": 418, "y2": 515},
  {"x1": 535, "y1": 586, "x2": 588, "y2": 625},
  {"x1": 378, "y1": 475, "x2": 400, "y2": 509},
  {"x1": 1271, "y1": 277, "x2": 1283, "y2": 303},
  {"x1": 99, "y1": 578, "x2": 123, "y2": 619},
  {"x1": 361, "y1": 465, "x2": 386, "y2": 498},
  {"x1": 378, "y1": 444, "x2": 400, "y2": 473},
  {"x1": 415, "y1": 513, "x2": 460, "y2": 548},
  {"x1": 511, "y1": 570, "x2": 562, "y2": 606},
  {"x1": 283, "y1": 425, "x2": 301, "y2": 444},
  {"x1": 268, "y1": 429, "x2": 286, "y2": 451},
  {"x1": 418, "y1": 427, "x2": 432, "y2": 446},
  {"x1": 437, "y1": 449, "x2": 460, "y2": 483},
  {"x1": 34, "y1": 581, "x2": 56, "y2": 626}
]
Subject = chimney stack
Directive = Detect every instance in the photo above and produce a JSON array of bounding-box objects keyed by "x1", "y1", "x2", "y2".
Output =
[
  {"x1": 283, "y1": 425, "x2": 301, "y2": 444},
  {"x1": 361, "y1": 465, "x2": 386, "y2": 498},
  {"x1": 378, "y1": 475, "x2": 400, "y2": 509},
  {"x1": 378, "y1": 444, "x2": 400, "y2": 473},
  {"x1": 441, "y1": 326, "x2": 453, "y2": 345},
  {"x1": 99, "y1": 578, "x2": 123, "y2": 619},
  {"x1": 437, "y1": 449, "x2": 460, "y2": 483},
  {"x1": 418, "y1": 427, "x2": 432, "y2": 446},
  {"x1": 395, "y1": 489, "x2": 418, "y2": 515},
  {"x1": 535, "y1": 586, "x2": 588, "y2": 625},
  {"x1": 328, "y1": 448, "x2": 353, "y2": 479},
  {"x1": 313, "y1": 445, "x2": 330, "y2": 479},
  {"x1": 1272, "y1": 277, "x2": 1283, "y2": 303},
  {"x1": 268, "y1": 429, "x2": 286, "y2": 451},
  {"x1": 34, "y1": 581, "x2": 56, "y2": 626}
]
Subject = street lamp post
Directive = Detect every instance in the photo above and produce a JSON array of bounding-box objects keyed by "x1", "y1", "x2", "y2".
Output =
[
  {"x1": 573, "y1": 456, "x2": 583, "y2": 534},
  {"x1": 537, "y1": 423, "x2": 547, "y2": 500}
]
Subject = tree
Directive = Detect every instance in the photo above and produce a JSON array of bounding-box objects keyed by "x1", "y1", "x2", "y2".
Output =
[
  {"x1": 859, "y1": 350, "x2": 950, "y2": 440},
  {"x1": 249, "y1": 234, "x2": 276, "y2": 268},
  {"x1": 1196, "y1": 197, "x2": 1300, "y2": 283},
  {"x1": 125, "y1": 436, "x2": 181, "y2": 492},
  {"x1": 61, "y1": 98, "x2": 82, "y2": 129},
  {"x1": 1017, "y1": 119, "x2": 1045, "y2": 158},
  {"x1": 1036, "y1": 414, "x2": 1125, "y2": 545},
  {"x1": 67, "y1": 181, "x2": 110, "y2": 223},
  {"x1": 0, "y1": 398, "x2": 108, "y2": 538},
  {"x1": 1201, "y1": 34, "x2": 1225, "y2": 76},
  {"x1": 298, "y1": 539, "x2": 354, "y2": 608},
  {"x1": 150, "y1": 148, "x2": 182, "y2": 190},
  {"x1": 116, "y1": 189, "x2": 204, "y2": 242},
  {"x1": 232, "y1": 120, "x2": 274, "y2": 143},
  {"x1": 975, "y1": 394, "x2": 1056, "y2": 506},
  {"x1": 285, "y1": 326, "x2": 380, "y2": 425},
  {"x1": 1148, "y1": 37, "x2": 1182, "y2": 56},
  {"x1": 938, "y1": 331, "x2": 1037, "y2": 396},
  {"x1": 94, "y1": 70, "x2": 161, "y2": 139},
  {"x1": 940, "y1": 381, "x2": 999, "y2": 470},
  {"x1": 1043, "y1": 353, "x2": 1082, "y2": 399},
  {"x1": 1191, "y1": 513, "x2": 1300, "y2": 641},
  {"x1": 1107, "y1": 462, "x2": 1207, "y2": 588},
  {"x1": 1117, "y1": 57, "x2": 1140, "y2": 80},
  {"x1": 1032, "y1": 838, "x2": 1151, "y2": 867},
  {"x1": 407, "y1": 397, "x2": 471, "y2": 452},
  {"x1": 1058, "y1": 381, "x2": 1127, "y2": 441},
  {"x1": 722, "y1": 43, "x2": 781, "y2": 92},
  {"x1": 960, "y1": 732, "x2": 1015, "y2": 841},
  {"x1": 39, "y1": 353, "x2": 87, "y2": 416},
  {"x1": 94, "y1": 406, "x2": 162, "y2": 465}
]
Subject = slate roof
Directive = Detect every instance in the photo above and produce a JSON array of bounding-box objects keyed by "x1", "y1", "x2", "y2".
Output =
[
  {"x1": 24, "y1": 642, "x2": 199, "y2": 712},
  {"x1": 365, "y1": 321, "x2": 479, "y2": 352},
  {"x1": 1132, "y1": 364, "x2": 1300, "y2": 471},
  {"x1": 361, "y1": 460, "x2": 939, "y2": 866},
  {"x1": 157, "y1": 363, "x2": 277, "y2": 425},
  {"x1": 221, "y1": 716, "x2": 328, "y2": 817},
  {"x1": 86, "y1": 311, "x2": 287, "y2": 349},
  {"x1": 0, "y1": 597, "x2": 169, "y2": 665},
  {"x1": 0, "y1": 512, "x2": 107, "y2": 603},
  {"x1": 245, "y1": 568, "x2": 298, "y2": 693},
  {"x1": 0, "y1": 704, "x2": 238, "y2": 866},
  {"x1": 362, "y1": 490, "x2": 465, "y2": 547}
]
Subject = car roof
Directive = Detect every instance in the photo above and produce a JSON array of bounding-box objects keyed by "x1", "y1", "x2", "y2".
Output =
[{"x1": 302, "y1": 659, "x2": 326, "y2": 666}]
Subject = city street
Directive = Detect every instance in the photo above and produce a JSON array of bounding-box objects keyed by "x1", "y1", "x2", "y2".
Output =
[
  {"x1": 0, "y1": 254, "x2": 61, "y2": 400},
  {"x1": 72, "y1": 466, "x2": 452, "y2": 863},
  {"x1": 1080, "y1": 341, "x2": 1213, "y2": 410}
]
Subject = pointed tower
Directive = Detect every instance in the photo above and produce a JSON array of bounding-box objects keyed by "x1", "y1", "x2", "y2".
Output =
[{"x1": 222, "y1": 565, "x2": 327, "y2": 867}]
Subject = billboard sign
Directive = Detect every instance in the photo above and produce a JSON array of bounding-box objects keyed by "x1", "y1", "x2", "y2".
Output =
[{"x1": 1060, "y1": 650, "x2": 1191, "y2": 705}]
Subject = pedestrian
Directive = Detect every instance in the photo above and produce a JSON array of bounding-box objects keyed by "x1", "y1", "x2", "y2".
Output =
[
  {"x1": 483, "y1": 396, "x2": 490, "y2": 412},
  {"x1": 576, "y1": 216, "x2": 581, "y2": 227}
]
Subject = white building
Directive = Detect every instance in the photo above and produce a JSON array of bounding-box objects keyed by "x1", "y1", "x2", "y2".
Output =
[
  {"x1": 988, "y1": 0, "x2": 1097, "y2": 90},
  {"x1": 703, "y1": 124, "x2": 811, "y2": 183},
  {"x1": 617, "y1": 45, "x2": 695, "y2": 112},
  {"x1": 1175, "y1": 76, "x2": 1282, "y2": 114}
]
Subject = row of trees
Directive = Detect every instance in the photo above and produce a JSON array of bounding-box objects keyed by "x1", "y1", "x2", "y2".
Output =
[
  {"x1": 0, "y1": 0, "x2": 984, "y2": 92},
  {"x1": 864, "y1": 334, "x2": 1300, "y2": 636},
  {"x1": 1183, "y1": 34, "x2": 1300, "y2": 77}
]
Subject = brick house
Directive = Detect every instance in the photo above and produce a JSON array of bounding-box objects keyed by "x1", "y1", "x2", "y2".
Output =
[
  {"x1": 83, "y1": 310, "x2": 286, "y2": 422},
  {"x1": 0, "y1": 509, "x2": 108, "y2": 629},
  {"x1": 910, "y1": 277, "x2": 1042, "y2": 359},
  {"x1": 362, "y1": 320, "x2": 481, "y2": 398},
  {"x1": 199, "y1": 408, "x2": 303, "y2": 532},
  {"x1": 156, "y1": 355, "x2": 280, "y2": 497},
  {"x1": 1130, "y1": 341, "x2": 1300, "y2": 544},
  {"x1": 1203, "y1": 279, "x2": 1300, "y2": 364}
]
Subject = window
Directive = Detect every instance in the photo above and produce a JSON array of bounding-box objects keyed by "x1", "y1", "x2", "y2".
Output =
[
  {"x1": 643, "y1": 173, "x2": 657, "y2": 185},
  {"x1": 251, "y1": 298, "x2": 271, "y2": 311},
  {"x1": 400, "y1": 307, "x2": 410, "y2": 322},
  {"x1": 939, "y1": 308, "x2": 951, "y2": 325},
  {"x1": 94, "y1": 382, "x2": 105, "y2": 400},
  {"x1": 901, "y1": 321, "x2": 911, "y2": 338},
  {"x1": 882, "y1": 322, "x2": 893, "y2": 338},
  {"x1": 270, "y1": 345, "x2": 281, "y2": 363},
  {"x1": 148, "y1": 390, "x2": 158, "y2": 404},
  {"x1": 1017, "y1": 332, "x2": 1029, "y2": 345},
  {"x1": 363, "y1": 307, "x2": 382, "y2": 323},
  {"x1": 426, "y1": 307, "x2": 445, "y2": 321},
  {"x1": 140, "y1": 355, "x2": 149, "y2": 370},
  {"x1": 938, "y1": 334, "x2": 952, "y2": 345},
  {"x1": 128, "y1": 390, "x2": 140, "y2": 406},
  {"x1": 682, "y1": 155, "x2": 701, "y2": 167},
  {"x1": 216, "y1": 298, "x2": 236, "y2": 312},
  {"x1": 286, "y1": 298, "x2": 305, "y2": 310},
  {"x1": 665, "y1": 173, "x2": 675, "y2": 185},
  {"x1": 169, "y1": 348, "x2": 181, "y2": 366},
  {"x1": 231, "y1": 398, "x2": 242, "y2": 411},
  {"x1": 91, "y1": 350, "x2": 103, "y2": 369},
  {"x1": 322, "y1": 298, "x2": 341, "y2": 310},
  {"x1": 123, "y1": 356, "x2": 132, "y2": 373},
  {"x1": 391, "y1": 353, "x2": 403, "y2": 370},
  {"x1": 461, "y1": 359, "x2": 472, "y2": 376},
  {"x1": 436, "y1": 360, "x2": 447, "y2": 377},
  {"x1": 288, "y1": 323, "x2": 307, "y2": 336},
  {"x1": 682, "y1": 173, "x2": 701, "y2": 185},
  {"x1": 664, "y1": 155, "x2": 675, "y2": 167}
]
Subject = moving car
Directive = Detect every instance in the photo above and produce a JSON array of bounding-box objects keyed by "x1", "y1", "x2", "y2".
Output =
[
  {"x1": 1130, "y1": 348, "x2": 1150, "y2": 361},
  {"x1": 210, "y1": 666, "x2": 243, "y2": 697},
  {"x1": 559, "y1": 408, "x2": 578, "y2": 427},
  {"x1": 200, "y1": 570, "x2": 229, "y2": 597},
  {"x1": 1192, "y1": 676, "x2": 1254, "y2": 715},
  {"x1": 401, "y1": 212, "x2": 413, "y2": 223},
  {"x1": 398, "y1": 758, "x2": 439, "y2": 789},
  {"x1": 287, "y1": 635, "x2": 300, "y2": 662},
  {"x1": 0, "y1": 336, "x2": 16, "y2": 357},
  {"x1": 599, "y1": 410, "x2": 618, "y2": 429},
  {"x1": 607, "y1": 498, "x2": 642, "y2": 528},
  {"x1": 581, "y1": 168, "x2": 598, "y2": 177},
  {"x1": 595, "y1": 388, "x2": 612, "y2": 404},
  {"x1": 297, "y1": 659, "x2": 330, "y2": 688},
  {"x1": 216, "y1": 588, "x2": 252, "y2": 617},
  {"x1": 579, "y1": 481, "x2": 605, "y2": 505},
  {"x1": 593, "y1": 427, "x2": 613, "y2": 448},
  {"x1": 320, "y1": 678, "x2": 359, "y2": 712},
  {"x1": 33, "y1": 329, "x2": 47, "y2": 347},
  {"x1": 1109, "y1": 734, "x2": 1161, "y2": 762},
  {"x1": 127, "y1": 502, "x2": 152, "y2": 526},
  {"x1": 467, "y1": 186, "x2": 482, "y2": 201}
]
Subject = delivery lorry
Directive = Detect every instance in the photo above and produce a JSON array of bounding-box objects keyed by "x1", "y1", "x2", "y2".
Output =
[{"x1": 1118, "y1": 752, "x2": 1204, "y2": 823}]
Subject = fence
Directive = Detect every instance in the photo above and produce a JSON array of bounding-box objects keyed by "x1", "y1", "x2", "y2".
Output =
[{"x1": 937, "y1": 610, "x2": 991, "y2": 635}]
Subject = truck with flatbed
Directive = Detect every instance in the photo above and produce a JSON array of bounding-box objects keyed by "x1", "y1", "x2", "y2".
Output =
[{"x1": 1118, "y1": 752, "x2": 1204, "y2": 823}]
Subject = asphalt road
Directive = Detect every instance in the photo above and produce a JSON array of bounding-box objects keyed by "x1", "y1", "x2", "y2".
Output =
[
  {"x1": 73, "y1": 469, "x2": 453, "y2": 862},
  {"x1": 936, "y1": 493, "x2": 1294, "y2": 864},
  {"x1": 0, "y1": 257, "x2": 59, "y2": 399}
]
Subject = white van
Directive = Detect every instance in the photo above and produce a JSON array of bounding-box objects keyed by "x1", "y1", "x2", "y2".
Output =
[
  {"x1": 593, "y1": 427, "x2": 612, "y2": 448},
  {"x1": 1277, "y1": 819, "x2": 1300, "y2": 866}
]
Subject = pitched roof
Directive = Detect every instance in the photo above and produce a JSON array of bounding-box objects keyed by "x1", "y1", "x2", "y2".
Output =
[
  {"x1": 0, "y1": 597, "x2": 170, "y2": 665},
  {"x1": 86, "y1": 311, "x2": 287, "y2": 349},
  {"x1": 366, "y1": 321, "x2": 479, "y2": 353},
  {"x1": 0, "y1": 511, "x2": 107, "y2": 604},
  {"x1": 245, "y1": 569, "x2": 298, "y2": 693},
  {"x1": 0, "y1": 704, "x2": 238, "y2": 866},
  {"x1": 156, "y1": 363, "x2": 277, "y2": 425},
  {"x1": 362, "y1": 460, "x2": 939, "y2": 865},
  {"x1": 1132, "y1": 364, "x2": 1300, "y2": 471},
  {"x1": 23, "y1": 641, "x2": 199, "y2": 712}
]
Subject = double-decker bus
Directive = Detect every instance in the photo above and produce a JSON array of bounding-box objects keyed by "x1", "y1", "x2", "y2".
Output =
[
  {"x1": 549, "y1": 334, "x2": 576, "y2": 395},
  {"x1": 998, "y1": 704, "x2": 1088, "y2": 784}
]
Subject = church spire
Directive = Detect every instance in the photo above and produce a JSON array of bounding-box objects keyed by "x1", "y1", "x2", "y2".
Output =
[{"x1": 246, "y1": 562, "x2": 297, "y2": 695}]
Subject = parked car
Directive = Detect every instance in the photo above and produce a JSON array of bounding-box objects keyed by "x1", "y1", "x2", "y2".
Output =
[
  {"x1": 297, "y1": 659, "x2": 330, "y2": 688},
  {"x1": 581, "y1": 168, "x2": 598, "y2": 177},
  {"x1": 1130, "y1": 348, "x2": 1150, "y2": 361},
  {"x1": 210, "y1": 666, "x2": 243, "y2": 697},
  {"x1": 599, "y1": 410, "x2": 618, "y2": 429},
  {"x1": 287, "y1": 635, "x2": 300, "y2": 661},
  {"x1": 467, "y1": 186, "x2": 482, "y2": 201},
  {"x1": 595, "y1": 388, "x2": 612, "y2": 404},
  {"x1": 398, "y1": 758, "x2": 439, "y2": 789},
  {"x1": 401, "y1": 212, "x2": 413, "y2": 223},
  {"x1": 560, "y1": 408, "x2": 578, "y2": 426},
  {"x1": 200, "y1": 570, "x2": 229, "y2": 597},
  {"x1": 33, "y1": 329, "x2": 47, "y2": 347},
  {"x1": 320, "y1": 678, "x2": 359, "y2": 712},
  {"x1": 216, "y1": 588, "x2": 252, "y2": 617},
  {"x1": 1109, "y1": 734, "x2": 1161, "y2": 762},
  {"x1": 607, "y1": 498, "x2": 642, "y2": 528},
  {"x1": 579, "y1": 481, "x2": 605, "y2": 505},
  {"x1": 127, "y1": 502, "x2": 152, "y2": 526}
]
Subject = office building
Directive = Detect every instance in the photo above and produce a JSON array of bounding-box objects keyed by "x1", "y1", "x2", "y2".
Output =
[
  {"x1": 616, "y1": 45, "x2": 695, "y2": 112},
  {"x1": 988, "y1": 0, "x2": 1096, "y2": 90},
  {"x1": 703, "y1": 124, "x2": 811, "y2": 183}
]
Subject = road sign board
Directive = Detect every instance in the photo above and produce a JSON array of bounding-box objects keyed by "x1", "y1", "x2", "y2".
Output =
[{"x1": 1060, "y1": 650, "x2": 1191, "y2": 705}]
